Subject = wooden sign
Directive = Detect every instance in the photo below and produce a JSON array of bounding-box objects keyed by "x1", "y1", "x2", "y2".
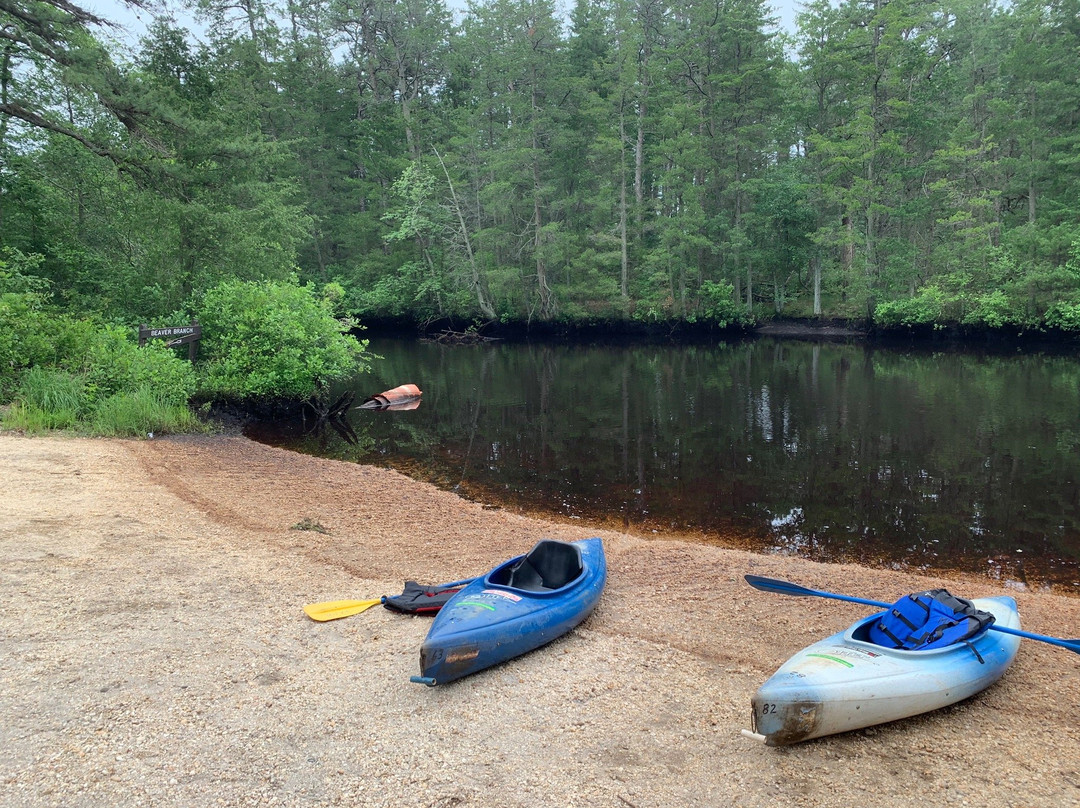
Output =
[{"x1": 138, "y1": 320, "x2": 202, "y2": 360}]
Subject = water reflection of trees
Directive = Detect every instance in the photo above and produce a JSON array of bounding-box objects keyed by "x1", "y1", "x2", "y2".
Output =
[{"x1": 252, "y1": 338, "x2": 1080, "y2": 589}]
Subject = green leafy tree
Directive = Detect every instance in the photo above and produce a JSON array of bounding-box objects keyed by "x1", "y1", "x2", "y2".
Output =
[
  {"x1": 195, "y1": 278, "x2": 371, "y2": 400},
  {"x1": 377, "y1": 160, "x2": 455, "y2": 319}
]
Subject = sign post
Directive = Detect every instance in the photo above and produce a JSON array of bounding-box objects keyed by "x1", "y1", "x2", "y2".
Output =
[{"x1": 138, "y1": 320, "x2": 202, "y2": 361}]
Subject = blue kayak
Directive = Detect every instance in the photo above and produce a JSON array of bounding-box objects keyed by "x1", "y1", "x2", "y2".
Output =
[{"x1": 410, "y1": 537, "x2": 607, "y2": 686}]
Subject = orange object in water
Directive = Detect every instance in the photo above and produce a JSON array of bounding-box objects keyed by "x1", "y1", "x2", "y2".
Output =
[{"x1": 357, "y1": 383, "x2": 422, "y2": 411}]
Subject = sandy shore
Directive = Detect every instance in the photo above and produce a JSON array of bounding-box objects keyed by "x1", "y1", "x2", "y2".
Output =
[{"x1": 1, "y1": 433, "x2": 1078, "y2": 808}]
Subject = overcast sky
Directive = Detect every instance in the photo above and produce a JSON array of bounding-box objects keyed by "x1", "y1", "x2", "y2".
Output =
[{"x1": 87, "y1": 0, "x2": 801, "y2": 53}]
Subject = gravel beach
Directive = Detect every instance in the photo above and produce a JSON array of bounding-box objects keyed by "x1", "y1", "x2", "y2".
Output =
[{"x1": 1, "y1": 433, "x2": 1078, "y2": 808}]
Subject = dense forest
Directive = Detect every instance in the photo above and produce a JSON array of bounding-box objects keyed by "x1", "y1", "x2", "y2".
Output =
[{"x1": 2, "y1": 0, "x2": 1080, "y2": 335}]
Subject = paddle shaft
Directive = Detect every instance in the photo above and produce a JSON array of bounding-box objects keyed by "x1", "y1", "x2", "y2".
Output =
[
  {"x1": 744, "y1": 574, "x2": 1080, "y2": 655},
  {"x1": 431, "y1": 578, "x2": 475, "y2": 590}
]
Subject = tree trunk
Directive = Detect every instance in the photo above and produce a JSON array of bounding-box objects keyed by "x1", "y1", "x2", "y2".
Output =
[
  {"x1": 746, "y1": 258, "x2": 753, "y2": 313},
  {"x1": 635, "y1": 92, "x2": 646, "y2": 233},
  {"x1": 433, "y1": 148, "x2": 495, "y2": 320},
  {"x1": 619, "y1": 99, "x2": 629, "y2": 302},
  {"x1": 398, "y1": 64, "x2": 416, "y2": 159},
  {"x1": 358, "y1": 1, "x2": 380, "y2": 119},
  {"x1": 419, "y1": 239, "x2": 444, "y2": 316},
  {"x1": 841, "y1": 215, "x2": 854, "y2": 303},
  {"x1": 812, "y1": 255, "x2": 822, "y2": 316},
  {"x1": 1028, "y1": 138, "x2": 1037, "y2": 263},
  {"x1": 634, "y1": 18, "x2": 652, "y2": 235},
  {"x1": 0, "y1": 43, "x2": 11, "y2": 234},
  {"x1": 532, "y1": 70, "x2": 554, "y2": 319}
]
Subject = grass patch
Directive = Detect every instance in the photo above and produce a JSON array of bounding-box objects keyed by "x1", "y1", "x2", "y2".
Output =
[
  {"x1": 90, "y1": 387, "x2": 202, "y2": 437},
  {"x1": 3, "y1": 368, "x2": 85, "y2": 431},
  {"x1": 291, "y1": 517, "x2": 330, "y2": 534},
  {"x1": 3, "y1": 400, "x2": 79, "y2": 432},
  {"x1": 17, "y1": 366, "x2": 85, "y2": 411}
]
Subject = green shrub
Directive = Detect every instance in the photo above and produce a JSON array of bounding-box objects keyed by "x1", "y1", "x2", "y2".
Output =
[
  {"x1": 83, "y1": 328, "x2": 197, "y2": 407},
  {"x1": 0, "y1": 249, "x2": 48, "y2": 389},
  {"x1": 0, "y1": 299, "x2": 201, "y2": 433},
  {"x1": 0, "y1": 248, "x2": 49, "y2": 296},
  {"x1": 2, "y1": 368, "x2": 84, "y2": 431},
  {"x1": 961, "y1": 290, "x2": 1025, "y2": 330},
  {"x1": 2, "y1": 355, "x2": 201, "y2": 435},
  {"x1": 196, "y1": 278, "x2": 370, "y2": 400},
  {"x1": 699, "y1": 280, "x2": 748, "y2": 327},
  {"x1": 1045, "y1": 301, "x2": 1080, "y2": 333},
  {"x1": 0, "y1": 297, "x2": 54, "y2": 389},
  {"x1": 0, "y1": 295, "x2": 196, "y2": 409},
  {"x1": 874, "y1": 285, "x2": 949, "y2": 328}
]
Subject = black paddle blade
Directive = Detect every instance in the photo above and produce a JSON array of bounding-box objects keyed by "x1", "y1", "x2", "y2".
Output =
[
  {"x1": 744, "y1": 574, "x2": 814, "y2": 597},
  {"x1": 744, "y1": 575, "x2": 891, "y2": 609}
]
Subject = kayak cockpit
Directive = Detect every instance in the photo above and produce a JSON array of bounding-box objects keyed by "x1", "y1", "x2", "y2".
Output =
[
  {"x1": 488, "y1": 539, "x2": 584, "y2": 592},
  {"x1": 844, "y1": 612, "x2": 993, "y2": 657}
]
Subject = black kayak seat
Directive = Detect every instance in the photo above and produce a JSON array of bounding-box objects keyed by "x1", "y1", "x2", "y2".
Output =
[{"x1": 502, "y1": 540, "x2": 584, "y2": 592}]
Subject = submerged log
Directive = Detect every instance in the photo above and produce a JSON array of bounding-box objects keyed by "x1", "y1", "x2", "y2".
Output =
[
  {"x1": 430, "y1": 329, "x2": 498, "y2": 344},
  {"x1": 301, "y1": 390, "x2": 359, "y2": 444},
  {"x1": 325, "y1": 390, "x2": 355, "y2": 418},
  {"x1": 357, "y1": 383, "x2": 423, "y2": 411}
]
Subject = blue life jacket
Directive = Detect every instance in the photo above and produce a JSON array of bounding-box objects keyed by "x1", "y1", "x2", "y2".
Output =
[{"x1": 868, "y1": 588, "x2": 995, "y2": 650}]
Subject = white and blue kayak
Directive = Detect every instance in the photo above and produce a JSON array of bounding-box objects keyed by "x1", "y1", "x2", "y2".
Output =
[{"x1": 744, "y1": 596, "x2": 1021, "y2": 746}]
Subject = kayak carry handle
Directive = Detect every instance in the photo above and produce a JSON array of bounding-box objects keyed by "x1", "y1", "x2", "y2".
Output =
[{"x1": 410, "y1": 676, "x2": 438, "y2": 686}]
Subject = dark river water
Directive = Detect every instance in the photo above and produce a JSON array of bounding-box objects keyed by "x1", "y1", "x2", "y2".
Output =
[{"x1": 245, "y1": 336, "x2": 1080, "y2": 593}]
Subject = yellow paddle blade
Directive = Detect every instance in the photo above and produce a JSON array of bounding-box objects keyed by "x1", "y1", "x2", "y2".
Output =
[{"x1": 303, "y1": 598, "x2": 382, "y2": 622}]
